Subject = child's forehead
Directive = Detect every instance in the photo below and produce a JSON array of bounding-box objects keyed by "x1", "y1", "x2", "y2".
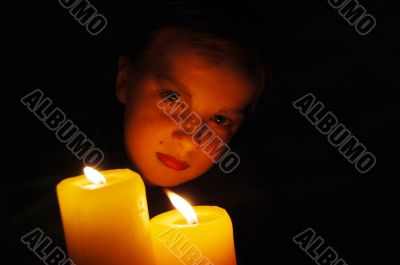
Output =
[
  {"x1": 147, "y1": 45, "x2": 239, "y2": 80},
  {"x1": 151, "y1": 44, "x2": 215, "y2": 67},
  {"x1": 145, "y1": 49, "x2": 255, "y2": 111}
]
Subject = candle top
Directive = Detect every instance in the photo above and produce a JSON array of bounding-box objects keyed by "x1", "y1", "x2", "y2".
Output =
[
  {"x1": 58, "y1": 168, "x2": 144, "y2": 190},
  {"x1": 150, "y1": 206, "x2": 228, "y2": 227}
]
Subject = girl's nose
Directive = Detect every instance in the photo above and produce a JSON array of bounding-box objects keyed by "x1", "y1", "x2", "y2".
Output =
[{"x1": 171, "y1": 127, "x2": 199, "y2": 152}]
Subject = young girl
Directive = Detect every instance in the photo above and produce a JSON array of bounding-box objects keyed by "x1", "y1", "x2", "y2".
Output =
[
  {"x1": 101, "y1": 2, "x2": 272, "y2": 263},
  {"x1": 115, "y1": 2, "x2": 269, "y2": 188}
]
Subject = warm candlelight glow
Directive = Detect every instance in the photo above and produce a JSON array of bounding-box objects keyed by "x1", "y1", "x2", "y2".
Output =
[
  {"x1": 164, "y1": 189, "x2": 198, "y2": 225},
  {"x1": 83, "y1": 166, "x2": 106, "y2": 184},
  {"x1": 57, "y1": 169, "x2": 154, "y2": 265}
]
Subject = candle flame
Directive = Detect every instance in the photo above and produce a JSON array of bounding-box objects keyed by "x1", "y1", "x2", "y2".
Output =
[
  {"x1": 165, "y1": 189, "x2": 198, "y2": 225},
  {"x1": 83, "y1": 166, "x2": 106, "y2": 185}
]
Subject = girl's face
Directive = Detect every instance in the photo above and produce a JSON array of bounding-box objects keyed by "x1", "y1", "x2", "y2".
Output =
[{"x1": 116, "y1": 48, "x2": 255, "y2": 187}]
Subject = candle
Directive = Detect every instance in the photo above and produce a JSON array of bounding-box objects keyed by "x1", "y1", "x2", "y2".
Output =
[
  {"x1": 150, "y1": 190, "x2": 237, "y2": 265},
  {"x1": 56, "y1": 167, "x2": 154, "y2": 265}
]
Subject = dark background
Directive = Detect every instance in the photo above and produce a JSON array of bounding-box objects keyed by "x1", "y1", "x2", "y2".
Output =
[{"x1": 2, "y1": 0, "x2": 397, "y2": 264}]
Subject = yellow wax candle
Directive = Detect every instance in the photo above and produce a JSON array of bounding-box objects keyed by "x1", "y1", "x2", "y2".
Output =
[
  {"x1": 150, "y1": 191, "x2": 236, "y2": 265},
  {"x1": 56, "y1": 167, "x2": 154, "y2": 265}
]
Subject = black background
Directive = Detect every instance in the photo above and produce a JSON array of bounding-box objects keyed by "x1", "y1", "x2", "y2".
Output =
[{"x1": 2, "y1": 0, "x2": 397, "y2": 265}]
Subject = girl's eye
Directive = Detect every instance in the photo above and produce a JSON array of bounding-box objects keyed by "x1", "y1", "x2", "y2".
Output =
[
  {"x1": 158, "y1": 89, "x2": 187, "y2": 115},
  {"x1": 211, "y1": 114, "x2": 231, "y2": 127},
  {"x1": 160, "y1": 89, "x2": 181, "y2": 102}
]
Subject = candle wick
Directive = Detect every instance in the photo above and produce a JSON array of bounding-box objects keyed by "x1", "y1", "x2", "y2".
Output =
[{"x1": 189, "y1": 220, "x2": 198, "y2": 225}]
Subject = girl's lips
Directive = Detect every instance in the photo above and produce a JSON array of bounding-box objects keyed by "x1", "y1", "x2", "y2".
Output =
[{"x1": 156, "y1": 152, "x2": 190, "y2": 171}]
